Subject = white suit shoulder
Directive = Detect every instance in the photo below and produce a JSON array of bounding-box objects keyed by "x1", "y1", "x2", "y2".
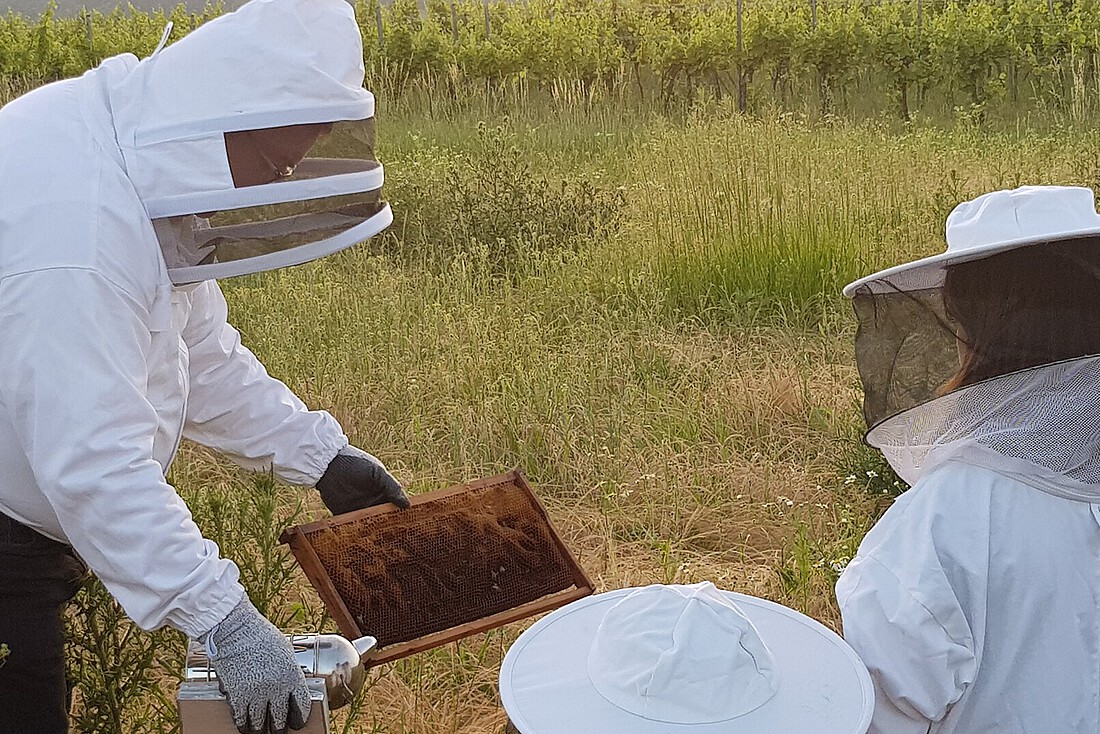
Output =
[
  {"x1": 0, "y1": 64, "x2": 166, "y2": 305},
  {"x1": 850, "y1": 462, "x2": 998, "y2": 566},
  {"x1": 835, "y1": 463, "x2": 992, "y2": 731},
  {"x1": 838, "y1": 459, "x2": 1100, "y2": 733}
]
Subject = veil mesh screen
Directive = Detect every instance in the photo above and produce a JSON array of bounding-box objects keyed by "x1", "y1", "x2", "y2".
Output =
[
  {"x1": 288, "y1": 474, "x2": 583, "y2": 650},
  {"x1": 852, "y1": 287, "x2": 960, "y2": 427},
  {"x1": 851, "y1": 235, "x2": 1100, "y2": 429}
]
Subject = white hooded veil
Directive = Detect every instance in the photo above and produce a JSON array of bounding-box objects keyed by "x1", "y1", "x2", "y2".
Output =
[{"x1": 106, "y1": 0, "x2": 390, "y2": 283}]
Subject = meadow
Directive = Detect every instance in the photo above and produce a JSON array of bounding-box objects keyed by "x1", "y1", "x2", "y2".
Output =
[
  {"x1": 62, "y1": 99, "x2": 1100, "y2": 733},
  {"x1": 5, "y1": 7, "x2": 1100, "y2": 730}
]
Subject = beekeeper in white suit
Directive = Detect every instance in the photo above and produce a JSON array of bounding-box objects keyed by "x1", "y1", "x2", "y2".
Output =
[
  {"x1": 837, "y1": 185, "x2": 1100, "y2": 733},
  {"x1": 0, "y1": 1, "x2": 407, "y2": 732}
]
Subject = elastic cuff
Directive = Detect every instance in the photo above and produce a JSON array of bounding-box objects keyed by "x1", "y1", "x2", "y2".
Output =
[
  {"x1": 203, "y1": 625, "x2": 220, "y2": 658},
  {"x1": 181, "y1": 585, "x2": 245, "y2": 641},
  {"x1": 292, "y1": 412, "x2": 348, "y2": 486},
  {"x1": 310, "y1": 438, "x2": 349, "y2": 487}
]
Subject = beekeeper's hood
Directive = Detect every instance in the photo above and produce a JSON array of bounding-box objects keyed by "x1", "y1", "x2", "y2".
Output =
[
  {"x1": 106, "y1": 0, "x2": 389, "y2": 284},
  {"x1": 845, "y1": 185, "x2": 1100, "y2": 502}
]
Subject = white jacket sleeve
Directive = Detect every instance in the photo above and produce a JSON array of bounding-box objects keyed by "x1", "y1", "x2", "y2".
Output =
[
  {"x1": 837, "y1": 556, "x2": 976, "y2": 734},
  {"x1": 0, "y1": 269, "x2": 243, "y2": 637},
  {"x1": 179, "y1": 281, "x2": 347, "y2": 486}
]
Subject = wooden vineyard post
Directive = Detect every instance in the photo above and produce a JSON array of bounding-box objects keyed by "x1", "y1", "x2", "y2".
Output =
[
  {"x1": 737, "y1": 0, "x2": 746, "y2": 113},
  {"x1": 375, "y1": 3, "x2": 384, "y2": 49}
]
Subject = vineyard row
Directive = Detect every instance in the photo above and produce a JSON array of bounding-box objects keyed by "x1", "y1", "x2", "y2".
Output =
[{"x1": 4, "y1": 0, "x2": 1100, "y2": 121}]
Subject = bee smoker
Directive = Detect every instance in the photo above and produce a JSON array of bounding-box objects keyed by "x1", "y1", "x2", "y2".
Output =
[{"x1": 178, "y1": 633, "x2": 377, "y2": 734}]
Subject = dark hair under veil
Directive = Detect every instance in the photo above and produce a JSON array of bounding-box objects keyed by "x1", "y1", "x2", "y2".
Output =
[{"x1": 941, "y1": 236, "x2": 1100, "y2": 393}]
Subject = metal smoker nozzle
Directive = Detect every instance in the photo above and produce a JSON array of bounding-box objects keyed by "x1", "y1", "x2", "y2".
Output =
[{"x1": 184, "y1": 633, "x2": 378, "y2": 710}]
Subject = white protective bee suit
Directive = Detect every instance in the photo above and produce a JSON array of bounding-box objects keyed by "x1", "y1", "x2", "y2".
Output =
[
  {"x1": 837, "y1": 442, "x2": 1100, "y2": 734},
  {"x1": 835, "y1": 187, "x2": 1100, "y2": 734},
  {"x1": 0, "y1": 0, "x2": 386, "y2": 639}
]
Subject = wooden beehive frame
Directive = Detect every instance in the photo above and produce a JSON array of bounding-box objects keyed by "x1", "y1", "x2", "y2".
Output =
[{"x1": 280, "y1": 469, "x2": 594, "y2": 665}]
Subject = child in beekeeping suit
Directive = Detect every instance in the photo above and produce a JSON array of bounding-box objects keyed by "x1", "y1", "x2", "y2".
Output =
[
  {"x1": 0, "y1": 1, "x2": 409, "y2": 731},
  {"x1": 837, "y1": 185, "x2": 1100, "y2": 733}
]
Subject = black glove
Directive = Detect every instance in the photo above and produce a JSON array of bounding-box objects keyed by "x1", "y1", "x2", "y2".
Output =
[{"x1": 316, "y1": 445, "x2": 409, "y2": 515}]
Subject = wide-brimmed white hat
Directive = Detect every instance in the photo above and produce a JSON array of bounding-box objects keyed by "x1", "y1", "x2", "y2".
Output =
[
  {"x1": 843, "y1": 185, "x2": 1100, "y2": 296},
  {"x1": 499, "y1": 583, "x2": 873, "y2": 733}
]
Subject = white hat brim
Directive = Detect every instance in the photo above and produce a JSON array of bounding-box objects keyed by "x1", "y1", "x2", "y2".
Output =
[
  {"x1": 500, "y1": 589, "x2": 874, "y2": 734},
  {"x1": 842, "y1": 227, "x2": 1100, "y2": 297}
]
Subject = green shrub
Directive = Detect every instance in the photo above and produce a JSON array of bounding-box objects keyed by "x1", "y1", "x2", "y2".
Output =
[
  {"x1": 6, "y1": 0, "x2": 1100, "y2": 124},
  {"x1": 65, "y1": 472, "x2": 319, "y2": 734},
  {"x1": 383, "y1": 121, "x2": 625, "y2": 273}
]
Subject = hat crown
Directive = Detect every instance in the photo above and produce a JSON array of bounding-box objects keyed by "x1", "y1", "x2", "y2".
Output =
[
  {"x1": 946, "y1": 185, "x2": 1100, "y2": 254},
  {"x1": 586, "y1": 582, "x2": 779, "y2": 724}
]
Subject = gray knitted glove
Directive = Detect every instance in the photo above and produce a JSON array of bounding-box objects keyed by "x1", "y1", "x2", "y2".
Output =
[
  {"x1": 316, "y1": 444, "x2": 409, "y2": 515},
  {"x1": 202, "y1": 596, "x2": 311, "y2": 734}
]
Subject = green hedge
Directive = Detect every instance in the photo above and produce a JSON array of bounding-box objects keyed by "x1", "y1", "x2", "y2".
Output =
[{"x1": 4, "y1": 0, "x2": 1100, "y2": 121}]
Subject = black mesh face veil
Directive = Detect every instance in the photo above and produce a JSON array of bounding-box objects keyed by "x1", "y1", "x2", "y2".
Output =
[
  {"x1": 852, "y1": 286, "x2": 962, "y2": 429},
  {"x1": 851, "y1": 235, "x2": 1100, "y2": 430},
  {"x1": 848, "y1": 235, "x2": 1100, "y2": 493},
  {"x1": 151, "y1": 118, "x2": 389, "y2": 284}
]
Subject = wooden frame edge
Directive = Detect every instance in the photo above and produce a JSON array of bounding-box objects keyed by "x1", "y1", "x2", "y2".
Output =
[
  {"x1": 366, "y1": 585, "x2": 592, "y2": 666},
  {"x1": 280, "y1": 468, "x2": 596, "y2": 661},
  {"x1": 282, "y1": 527, "x2": 363, "y2": 639}
]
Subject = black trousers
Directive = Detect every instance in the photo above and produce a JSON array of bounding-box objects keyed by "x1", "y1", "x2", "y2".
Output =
[{"x1": 0, "y1": 512, "x2": 86, "y2": 734}]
